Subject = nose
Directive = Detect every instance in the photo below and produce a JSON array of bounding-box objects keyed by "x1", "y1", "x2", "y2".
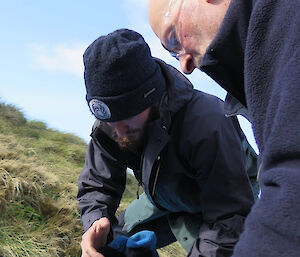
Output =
[
  {"x1": 108, "y1": 121, "x2": 128, "y2": 137},
  {"x1": 179, "y1": 54, "x2": 196, "y2": 74}
]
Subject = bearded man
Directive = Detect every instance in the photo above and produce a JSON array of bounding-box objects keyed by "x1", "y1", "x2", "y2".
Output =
[{"x1": 77, "y1": 29, "x2": 257, "y2": 257}]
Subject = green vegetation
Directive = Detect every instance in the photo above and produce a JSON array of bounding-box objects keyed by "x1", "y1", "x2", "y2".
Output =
[{"x1": 0, "y1": 102, "x2": 185, "y2": 256}]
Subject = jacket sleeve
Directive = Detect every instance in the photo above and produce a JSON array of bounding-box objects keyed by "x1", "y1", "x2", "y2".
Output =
[
  {"x1": 183, "y1": 95, "x2": 255, "y2": 257},
  {"x1": 77, "y1": 130, "x2": 127, "y2": 232}
]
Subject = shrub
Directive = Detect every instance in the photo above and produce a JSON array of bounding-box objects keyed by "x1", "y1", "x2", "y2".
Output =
[{"x1": 0, "y1": 103, "x2": 26, "y2": 126}]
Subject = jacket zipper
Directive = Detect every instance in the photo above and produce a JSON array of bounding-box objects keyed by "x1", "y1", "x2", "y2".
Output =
[
  {"x1": 136, "y1": 150, "x2": 145, "y2": 199},
  {"x1": 136, "y1": 182, "x2": 141, "y2": 199},
  {"x1": 151, "y1": 155, "x2": 161, "y2": 196}
]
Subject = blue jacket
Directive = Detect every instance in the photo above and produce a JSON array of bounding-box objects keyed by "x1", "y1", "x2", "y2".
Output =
[
  {"x1": 200, "y1": 0, "x2": 300, "y2": 256},
  {"x1": 77, "y1": 59, "x2": 255, "y2": 256}
]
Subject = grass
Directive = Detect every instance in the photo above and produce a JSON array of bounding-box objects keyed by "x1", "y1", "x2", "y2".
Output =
[{"x1": 0, "y1": 102, "x2": 185, "y2": 256}]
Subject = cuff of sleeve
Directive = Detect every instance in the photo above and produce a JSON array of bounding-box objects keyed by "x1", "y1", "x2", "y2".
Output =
[{"x1": 81, "y1": 210, "x2": 104, "y2": 232}]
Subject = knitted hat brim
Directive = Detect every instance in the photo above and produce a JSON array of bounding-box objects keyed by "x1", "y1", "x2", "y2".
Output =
[{"x1": 87, "y1": 65, "x2": 165, "y2": 122}]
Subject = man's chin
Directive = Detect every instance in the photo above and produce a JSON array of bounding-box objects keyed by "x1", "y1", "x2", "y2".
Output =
[
  {"x1": 114, "y1": 129, "x2": 145, "y2": 152},
  {"x1": 194, "y1": 54, "x2": 203, "y2": 70},
  {"x1": 117, "y1": 135, "x2": 140, "y2": 150}
]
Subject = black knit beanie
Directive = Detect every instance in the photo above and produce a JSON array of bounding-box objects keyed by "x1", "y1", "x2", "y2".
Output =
[{"x1": 83, "y1": 29, "x2": 166, "y2": 122}]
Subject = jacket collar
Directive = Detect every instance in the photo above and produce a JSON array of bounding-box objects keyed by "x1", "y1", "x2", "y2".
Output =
[
  {"x1": 224, "y1": 93, "x2": 250, "y2": 119},
  {"x1": 200, "y1": 0, "x2": 254, "y2": 108}
]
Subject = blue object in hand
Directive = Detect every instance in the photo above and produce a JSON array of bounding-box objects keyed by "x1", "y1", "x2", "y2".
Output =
[{"x1": 100, "y1": 230, "x2": 159, "y2": 257}]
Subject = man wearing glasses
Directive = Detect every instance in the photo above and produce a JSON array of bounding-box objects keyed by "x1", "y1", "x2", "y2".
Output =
[{"x1": 148, "y1": 0, "x2": 300, "y2": 256}]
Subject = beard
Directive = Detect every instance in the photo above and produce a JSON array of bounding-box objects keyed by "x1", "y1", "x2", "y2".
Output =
[
  {"x1": 115, "y1": 128, "x2": 146, "y2": 153},
  {"x1": 115, "y1": 103, "x2": 159, "y2": 153}
]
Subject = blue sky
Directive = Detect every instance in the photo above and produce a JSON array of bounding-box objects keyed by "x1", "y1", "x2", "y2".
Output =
[{"x1": 0, "y1": 0, "x2": 258, "y2": 153}]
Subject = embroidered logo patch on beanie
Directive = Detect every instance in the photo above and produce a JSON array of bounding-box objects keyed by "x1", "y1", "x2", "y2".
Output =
[
  {"x1": 84, "y1": 29, "x2": 166, "y2": 122},
  {"x1": 89, "y1": 99, "x2": 111, "y2": 120}
]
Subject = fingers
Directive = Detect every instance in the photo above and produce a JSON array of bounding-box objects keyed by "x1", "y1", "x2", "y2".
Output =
[
  {"x1": 82, "y1": 247, "x2": 105, "y2": 257},
  {"x1": 81, "y1": 233, "x2": 106, "y2": 257},
  {"x1": 80, "y1": 218, "x2": 111, "y2": 257}
]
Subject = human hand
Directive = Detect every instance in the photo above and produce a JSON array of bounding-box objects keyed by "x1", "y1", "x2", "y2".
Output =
[{"x1": 81, "y1": 217, "x2": 111, "y2": 257}]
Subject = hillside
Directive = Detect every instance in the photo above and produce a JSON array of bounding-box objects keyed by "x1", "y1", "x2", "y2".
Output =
[{"x1": 0, "y1": 102, "x2": 185, "y2": 257}]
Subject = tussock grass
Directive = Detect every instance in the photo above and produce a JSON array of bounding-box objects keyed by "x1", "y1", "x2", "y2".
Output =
[
  {"x1": 0, "y1": 102, "x2": 185, "y2": 256},
  {"x1": 0, "y1": 102, "x2": 84, "y2": 256}
]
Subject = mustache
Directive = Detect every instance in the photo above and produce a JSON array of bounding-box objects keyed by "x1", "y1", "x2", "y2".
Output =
[
  {"x1": 125, "y1": 128, "x2": 143, "y2": 136},
  {"x1": 126, "y1": 129, "x2": 143, "y2": 135}
]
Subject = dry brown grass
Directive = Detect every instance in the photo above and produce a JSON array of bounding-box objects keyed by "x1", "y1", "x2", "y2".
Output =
[
  {"x1": 0, "y1": 102, "x2": 186, "y2": 256},
  {"x1": 0, "y1": 107, "x2": 84, "y2": 256}
]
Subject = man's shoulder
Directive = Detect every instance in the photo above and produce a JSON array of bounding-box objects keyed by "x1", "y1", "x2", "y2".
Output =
[
  {"x1": 177, "y1": 90, "x2": 235, "y2": 137},
  {"x1": 188, "y1": 90, "x2": 225, "y2": 115}
]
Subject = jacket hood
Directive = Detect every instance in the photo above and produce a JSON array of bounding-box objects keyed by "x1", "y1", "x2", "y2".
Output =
[
  {"x1": 154, "y1": 58, "x2": 194, "y2": 131},
  {"x1": 200, "y1": 0, "x2": 255, "y2": 107}
]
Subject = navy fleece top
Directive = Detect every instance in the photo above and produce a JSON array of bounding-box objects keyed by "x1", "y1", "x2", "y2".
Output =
[{"x1": 200, "y1": 0, "x2": 300, "y2": 256}]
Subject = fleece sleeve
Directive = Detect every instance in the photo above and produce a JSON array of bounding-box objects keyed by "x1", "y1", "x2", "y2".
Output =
[{"x1": 232, "y1": 1, "x2": 300, "y2": 256}]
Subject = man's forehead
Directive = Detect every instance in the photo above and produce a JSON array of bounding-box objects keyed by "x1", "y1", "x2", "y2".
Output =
[
  {"x1": 148, "y1": 0, "x2": 180, "y2": 38},
  {"x1": 148, "y1": 0, "x2": 171, "y2": 33},
  {"x1": 164, "y1": 0, "x2": 181, "y2": 24}
]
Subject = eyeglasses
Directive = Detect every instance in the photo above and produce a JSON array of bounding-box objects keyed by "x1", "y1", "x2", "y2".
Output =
[
  {"x1": 161, "y1": 41, "x2": 181, "y2": 60},
  {"x1": 161, "y1": 0, "x2": 185, "y2": 60}
]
